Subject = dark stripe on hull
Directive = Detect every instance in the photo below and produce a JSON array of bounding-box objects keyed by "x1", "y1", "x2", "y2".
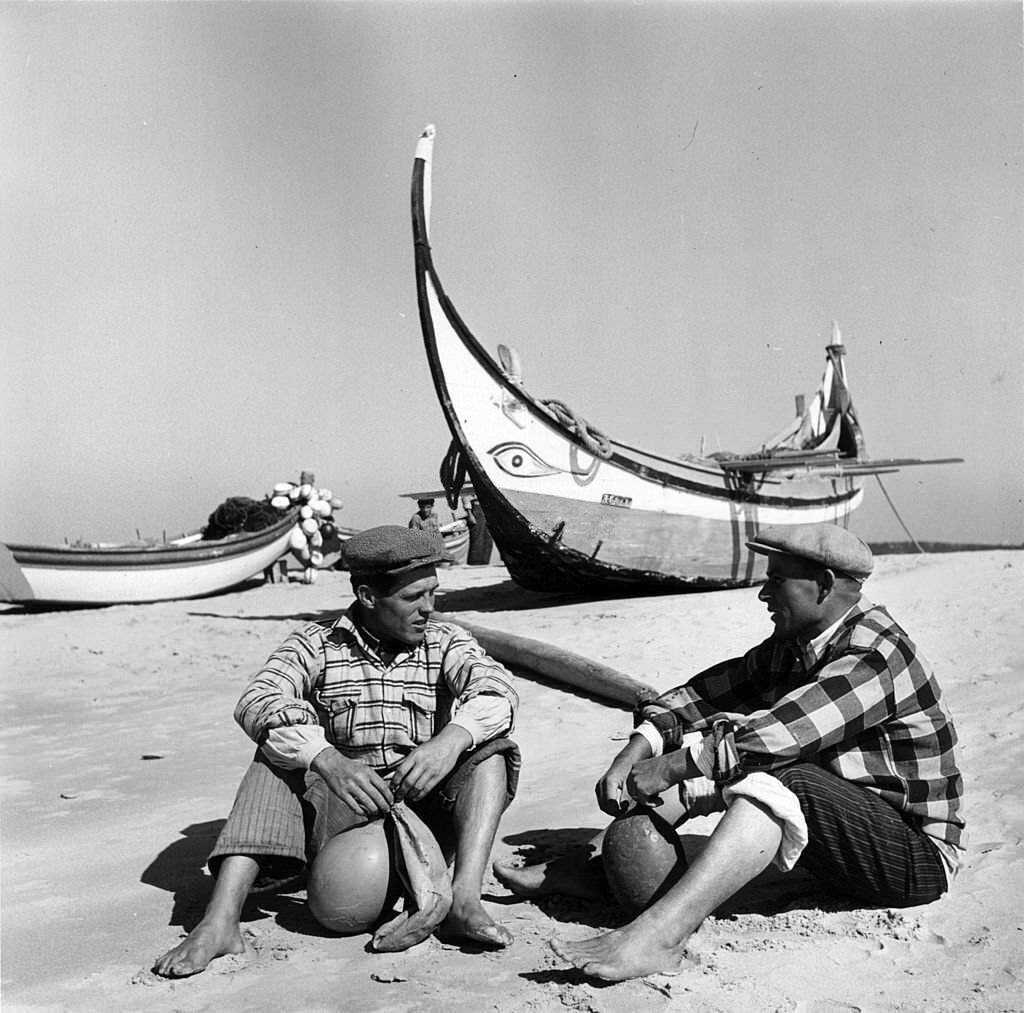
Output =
[{"x1": 7, "y1": 510, "x2": 299, "y2": 570}]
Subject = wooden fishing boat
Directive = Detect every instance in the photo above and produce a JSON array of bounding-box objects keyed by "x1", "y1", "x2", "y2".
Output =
[
  {"x1": 398, "y1": 486, "x2": 476, "y2": 565},
  {"x1": 410, "y1": 125, "x2": 961, "y2": 594},
  {"x1": 0, "y1": 508, "x2": 300, "y2": 607}
]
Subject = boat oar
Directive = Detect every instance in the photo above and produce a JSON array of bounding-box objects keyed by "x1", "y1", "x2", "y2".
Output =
[{"x1": 441, "y1": 615, "x2": 660, "y2": 711}]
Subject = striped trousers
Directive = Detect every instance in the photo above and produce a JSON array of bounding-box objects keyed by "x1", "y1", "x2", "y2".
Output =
[
  {"x1": 207, "y1": 739, "x2": 520, "y2": 890},
  {"x1": 776, "y1": 763, "x2": 948, "y2": 908}
]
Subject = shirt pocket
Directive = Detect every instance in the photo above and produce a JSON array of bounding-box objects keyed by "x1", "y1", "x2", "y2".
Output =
[
  {"x1": 315, "y1": 683, "x2": 363, "y2": 745},
  {"x1": 403, "y1": 684, "x2": 440, "y2": 744}
]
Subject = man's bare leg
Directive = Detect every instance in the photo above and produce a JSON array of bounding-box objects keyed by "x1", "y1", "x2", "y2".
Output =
[
  {"x1": 152, "y1": 855, "x2": 259, "y2": 978},
  {"x1": 492, "y1": 830, "x2": 608, "y2": 900},
  {"x1": 440, "y1": 755, "x2": 514, "y2": 947},
  {"x1": 551, "y1": 797, "x2": 783, "y2": 981}
]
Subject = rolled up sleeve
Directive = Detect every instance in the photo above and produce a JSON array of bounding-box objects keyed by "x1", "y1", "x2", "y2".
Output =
[{"x1": 438, "y1": 625, "x2": 518, "y2": 743}]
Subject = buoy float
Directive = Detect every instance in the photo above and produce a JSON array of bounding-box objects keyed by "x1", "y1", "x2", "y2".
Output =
[
  {"x1": 271, "y1": 475, "x2": 344, "y2": 573},
  {"x1": 307, "y1": 821, "x2": 398, "y2": 934},
  {"x1": 602, "y1": 806, "x2": 688, "y2": 915}
]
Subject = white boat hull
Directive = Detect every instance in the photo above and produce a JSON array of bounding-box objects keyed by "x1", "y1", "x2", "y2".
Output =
[{"x1": 2, "y1": 513, "x2": 299, "y2": 606}]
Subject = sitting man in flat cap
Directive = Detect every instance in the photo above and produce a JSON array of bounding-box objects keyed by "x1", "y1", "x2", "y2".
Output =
[
  {"x1": 155, "y1": 526, "x2": 520, "y2": 978},
  {"x1": 496, "y1": 522, "x2": 964, "y2": 982}
]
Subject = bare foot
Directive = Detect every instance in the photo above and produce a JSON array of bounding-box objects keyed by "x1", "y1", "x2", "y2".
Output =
[
  {"x1": 152, "y1": 917, "x2": 245, "y2": 978},
  {"x1": 492, "y1": 853, "x2": 607, "y2": 900},
  {"x1": 549, "y1": 920, "x2": 694, "y2": 982},
  {"x1": 439, "y1": 897, "x2": 513, "y2": 949}
]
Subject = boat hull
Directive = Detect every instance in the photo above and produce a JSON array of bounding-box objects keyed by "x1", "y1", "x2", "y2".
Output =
[
  {"x1": 490, "y1": 486, "x2": 858, "y2": 589},
  {"x1": 411, "y1": 127, "x2": 864, "y2": 594},
  {"x1": 1, "y1": 509, "x2": 300, "y2": 606}
]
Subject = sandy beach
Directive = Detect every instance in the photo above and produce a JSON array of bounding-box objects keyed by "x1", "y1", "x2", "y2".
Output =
[{"x1": 2, "y1": 549, "x2": 1022, "y2": 1013}]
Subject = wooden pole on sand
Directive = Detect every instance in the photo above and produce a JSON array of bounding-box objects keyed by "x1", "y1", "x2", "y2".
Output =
[{"x1": 441, "y1": 615, "x2": 660, "y2": 711}]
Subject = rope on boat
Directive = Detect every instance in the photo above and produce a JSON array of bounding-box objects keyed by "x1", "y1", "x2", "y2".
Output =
[
  {"x1": 440, "y1": 440, "x2": 468, "y2": 510},
  {"x1": 873, "y1": 475, "x2": 925, "y2": 555},
  {"x1": 439, "y1": 398, "x2": 611, "y2": 510},
  {"x1": 540, "y1": 399, "x2": 613, "y2": 459}
]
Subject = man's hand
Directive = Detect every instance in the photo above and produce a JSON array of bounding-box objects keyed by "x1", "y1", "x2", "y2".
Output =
[
  {"x1": 310, "y1": 747, "x2": 394, "y2": 819},
  {"x1": 625, "y1": 755, "x2": 675, "y2": 806},
  {"x1": 627, "y1": 750, "x2": 696, "y2": 806},
  {"x1": 595, "y1": 733, "x2": 654, "y2": 816},
  {"x1": 390, "y1": 724, "x2": 472, "y2": 803}
]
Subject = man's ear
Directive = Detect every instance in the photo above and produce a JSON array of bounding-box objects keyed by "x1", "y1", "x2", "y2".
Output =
[
  {"x1": 817, "y1": 568, "x2": 837, "y2": 603},
  {"x1": 355, "y1": 583, "x2": 377, "y2": 610}
]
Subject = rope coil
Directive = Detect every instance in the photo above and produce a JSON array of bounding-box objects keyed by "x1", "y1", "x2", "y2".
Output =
[
  {"x1": 440, "y1": 440, "x2": 468, "y2": 510},
  {"x1": 438, "y1": 395, "x2": 611, "y2": 510},
  {"x1": 540, "y1": 399, "x2": 613, "y2": 459}
]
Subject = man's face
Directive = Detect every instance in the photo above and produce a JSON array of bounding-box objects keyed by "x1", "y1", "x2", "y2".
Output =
[
  {"x1": 363, "y1": 572, "x2": 438, "y2": 647},
  {"x1": 757, "y1": 553, "x2": 826, "y2": 641}
]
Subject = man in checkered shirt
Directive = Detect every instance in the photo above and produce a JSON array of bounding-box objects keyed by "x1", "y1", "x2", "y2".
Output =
[
  {"x1": 155, "y1": 526, "x2": 520, "y2": 978},
  {"x1": 496, "y1": 522, "x2": 964, "y2": 982}
]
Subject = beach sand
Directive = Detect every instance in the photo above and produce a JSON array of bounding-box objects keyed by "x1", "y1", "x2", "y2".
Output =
[{"x1": 2, "y1": 550, "x2": 1022, "y2": 1013}]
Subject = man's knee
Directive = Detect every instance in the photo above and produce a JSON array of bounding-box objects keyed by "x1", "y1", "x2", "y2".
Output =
[
  {"x1": 449, "y1": 752, "x2": 507, "y2": 807},
  {"x1": 440, "y1": 739, "x2": 520, "y2": 813}
]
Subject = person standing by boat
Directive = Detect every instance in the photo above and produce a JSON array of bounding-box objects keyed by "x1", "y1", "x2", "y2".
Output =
[
  {"x1": 495, "y1": 523, "x2": 964, "y2": 982},
  {"x1": 466, "y1": 497, "x2": 493, "y2": 565},
  {"x1": 408, "y1": 497, "x2": 441, "y2": 534},
  {"x1": 153, "y1": 526, "x2": 520, "y2": 978}
]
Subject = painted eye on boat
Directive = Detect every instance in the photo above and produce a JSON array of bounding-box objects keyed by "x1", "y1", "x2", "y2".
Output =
[{"x1": 488, "y1": 442, "x2": 562, "y2": 477}]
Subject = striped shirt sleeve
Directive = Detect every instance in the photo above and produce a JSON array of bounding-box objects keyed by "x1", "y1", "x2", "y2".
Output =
[
  {"x1": 648, "y1": 646, "x2": 895, "y2": 771},
  {"x1": 234, "y1": 625, "x2": 326, "y2": 744},
  {"x1": 639, "y1": 646, "x2": 776, "y2": 737},
  {"x1": 732, "y1": 648, "x2": 894, "y2": 769},
  {"x1": 437, "y1": 623, "x2": 518, "y2": 736}
]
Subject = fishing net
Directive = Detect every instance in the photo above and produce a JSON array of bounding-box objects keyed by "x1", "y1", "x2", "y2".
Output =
[{"x1": 202, "y1": 496, "x2": 281, "y2": 541}]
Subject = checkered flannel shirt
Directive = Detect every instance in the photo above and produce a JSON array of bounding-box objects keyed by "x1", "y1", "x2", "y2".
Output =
[
  {"x1": 639, "y1": 601, "x2": 965, "y2": 849},
  {"x1": 235, "y1": 607, "x2": 518, "y2": 773}
]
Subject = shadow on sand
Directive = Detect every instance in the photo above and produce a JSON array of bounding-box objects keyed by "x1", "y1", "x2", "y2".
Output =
[
  {"x1": 497, "y1": 824, "x2": 846, "y2": 933},
  {"x1": 142, "y1": 820, "x2": 329, "y2": 941},
  {"x1": 141, "y1": 820, "x2": 228, "y2": 931}
]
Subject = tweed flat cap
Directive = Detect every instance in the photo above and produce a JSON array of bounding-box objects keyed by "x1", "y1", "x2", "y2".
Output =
[
  {"x1": 746, "y1": 523, "x2": 873, "y2": 580},
  {"x1": 344, "y1": 525, "x2": 447, "y2": 577}
]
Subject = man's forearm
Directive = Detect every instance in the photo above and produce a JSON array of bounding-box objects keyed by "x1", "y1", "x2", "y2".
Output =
[
  {"x1": 431, "y1": 722, "x2": 474, "y2": 756},
  {"x1": 613, "y1": 732, "x2": 654, "y2": 770},
  {"x1": 663, "y1": 744, "x2": 702, "y2": 783}
]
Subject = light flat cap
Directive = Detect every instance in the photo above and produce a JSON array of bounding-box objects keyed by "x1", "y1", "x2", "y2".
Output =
[
  {"x1": 746, "y1": 523, "x2": 873, "y2": 580},
  {"x1": 344, "y1": 524, "x2": 448, "y2": 578}
]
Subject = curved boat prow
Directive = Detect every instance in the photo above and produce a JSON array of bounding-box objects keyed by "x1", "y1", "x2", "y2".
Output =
[
  {"x1": 409, "y1": 126, "x2": 872, "y2": 595},
  {"x1": 415, "y1": 124, "x2": 436, "y2": 236}
]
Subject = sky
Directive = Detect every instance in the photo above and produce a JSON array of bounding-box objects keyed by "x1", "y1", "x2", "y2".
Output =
[{"x1": 3, "y1": 0, "x2": 1022, "y2": 548}]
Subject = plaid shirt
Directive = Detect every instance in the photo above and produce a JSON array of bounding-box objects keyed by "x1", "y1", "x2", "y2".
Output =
[
  {"x1": 235, "y1": 607, "x2": 518, "y2": 773},
  {"x1": 639, "y1": 600, "x2": 965, "y2": 849}
]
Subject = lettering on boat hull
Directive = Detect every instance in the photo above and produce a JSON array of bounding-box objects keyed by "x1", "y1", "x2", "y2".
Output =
[{"x1": 601, "y1": 493, "x2": 633, "y2": 509}]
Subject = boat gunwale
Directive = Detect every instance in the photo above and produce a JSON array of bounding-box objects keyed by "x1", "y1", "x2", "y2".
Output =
[{"x1": 7, "y1": 508, "x2": 300, "y2": 569}]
